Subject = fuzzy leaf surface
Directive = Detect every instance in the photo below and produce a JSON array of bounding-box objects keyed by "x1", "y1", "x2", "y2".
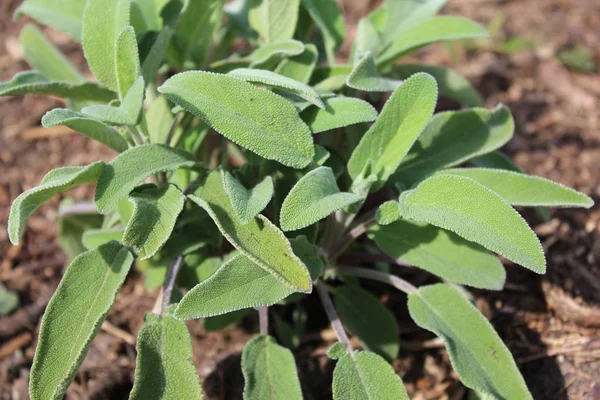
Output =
[
  {"x1": 8, "y1": 162, "x2": 105, "y2": 244},
  {"x1": 408, "y1": 284, "x2": 531, "y2": 399},
  {"x1": 280, "y1": 167, "x2": 363, "y2": 231},
  {"x1": 289, "y1": 236, "x2": 324, "y2": 281},
  {"x1": 82, "y1": 0, "x2": 130, "y2": 91},
  {"x1": 16, "y1": 0, "x2": 86, "y2": 40},
  {"x1": 377, "y1": 0, "x2": 447, "y2": 44},
  {"x1": 347, "y1": 73, "x2": 438, "y2": 190},
  {"x1": 370, "y1": 220, "x2": 506, "y2": 290},
  {"x1": 94, "y1": 144, "x2": 196, "y2": 213},
  {"x1": 130, "y1": 313, "x2": 203, "y2": 400},
  {"x1": 159, "y1": 71, "x2": 314, "y2": 168},
  {"x1": 332, "y1": 351, "x2": 409, "y2": 400},
  {"x1": 249, "y1": 0, "x2": 300, "y2": 43},
  {"x1": 392, "y1": 105, "x2": 514, "y2": 187},
  {"x1": 82, "y1": 76, "x2": 145, "y2": 126},
  {"x1": 333, "y1": 285, "x2": 399, "y2": 362},
  {"x1": 223, "y1": 172, "x2": 274, "y2": 224},
  {"x1": 115, "y1": 26, "x2": 140, "y2": 98},
  {"x1": 42, "y1": 109, "x2": 128, "y2": 152},
  {"x1": 123, "y1": 184, "x2": 185, "y2": 260},
  {"x1": 392, "y1": 64, "x2": 484, "y2": 107},
  {"x1": 377, "y1": 16, "x2": 488, "y2": 67},
  {"x1": 301, "y1": 96, "x2": 378, "y2": 133},
  {"x1": 436, "y1": 169, "x2": 593, "y2": 208},
  {"x1": 398, "y1": 174, "x2": 545, "y2": 273},
  {"x1": 300, "y1": 0, "x2": 344, "y2": 62},
  {"x1": 375, "y1": 200, "x2": 401, "y2": 225},
  {"x1": 274, "y1": 44, "x2": 318, "y2": 84},
  {"x1": 29, "y1": 242, "x2": 133, "y2": 400},
  {"x1": 249, "y1": 40, "x2": 305, "y2": 67},
  {"x1": 189, "y1": 170, "x2": 312, "y2": 292},
  {"x1": 241, "y1": 335, "x2": 303, "y2": 400},
  {"x1": 229, "y1": 68, "x2": 324, "y2": 109},
  {"x1": 175, "y1": 255, "x2": 294, "y2": 319},
  {"x1": 19, "y1": 24, "x2": 83, "y2": 83},
  {"x1": 347, "y1": 52, "x2": 402, "y2": 92},
  {"x1": 0, "y1": 71, "x2": 115, "y2": 102}
]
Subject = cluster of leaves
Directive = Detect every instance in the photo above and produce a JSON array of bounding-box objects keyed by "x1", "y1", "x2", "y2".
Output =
[{"x1": 4, "y1": 0, "x2": 594, "y2": 399}]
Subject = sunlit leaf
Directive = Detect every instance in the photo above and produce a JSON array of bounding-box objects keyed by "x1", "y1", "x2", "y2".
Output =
[
  {"x1": 249, "y1": 0, "x2": 300, "y2": 44},
  {"x1": 347, "y1": 52, "x2": 401, "y2": 92},
  {"x1": 300, "y1": 0, "x2": 344, "y2": 62},
  {"x1": 302, "y1": 96, "x2": 377, "y2": 134},
  {"x1": 275, "y1": 43, "x2": 318, "y2": 84},
  {"x1": 82, "y1": 76, "x2": 145, "y2": 126},
  {"x1": 223, "y1": 171, "x2": 274, "y2": 224},
  {"x1": 115, "y1": 26, "x2": 141, "y2": 98},
  {"x1": 16, "y1": 0, "x2": 86, "y2": 41},
  {"x1": 249, "y1": 39, "x2": 305, "y2": 68},
  {"x1": 82, "y1": 229, "x2": 124, "y2": 249}
]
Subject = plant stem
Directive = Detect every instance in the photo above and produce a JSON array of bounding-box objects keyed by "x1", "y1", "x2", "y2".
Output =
[
  {"x1": 329, "y1": 212, "x2": 377, "y2": 261},
  {"x1": 338, "y1": 253, "x2": 412, "y2": 268},
  {"x1": 165, "y1": 112, "x2": 181, "y2": 146},
  {"x1": 331, "y1": 266, "x2": 417, "y2": 294},
  {"x1": 315, "y1": 281, "x2": 353, "y2": 355},
  {"x1": 160, "y1": 256, "x2": 183, "y2": 316},
  {"x1": 258, "y1": 307, "x2": 269, "y2": 335}
]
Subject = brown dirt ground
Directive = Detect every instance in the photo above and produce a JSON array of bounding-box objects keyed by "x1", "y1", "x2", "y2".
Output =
[{"x1": 1, "y1": 0, "x2": 599, "y2": 399}]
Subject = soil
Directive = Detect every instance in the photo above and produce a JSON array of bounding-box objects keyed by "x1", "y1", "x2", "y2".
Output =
[{"x1": 1, "y1": 0, "x2": 599, "y2": 399}]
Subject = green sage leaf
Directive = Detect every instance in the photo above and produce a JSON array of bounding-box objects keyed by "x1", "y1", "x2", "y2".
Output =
[
  {"x1": 241, "y1": 335, "x2": 303, "y2": 400},
  {"x1": 176, "y1": 254, "x2": 294, "y2": 319},
  {"x1": 0, "y1": 71, "x2": 115, "y2": 102},
  {"x1": 94, "y1": 144, "x2": 196, "y2": 213},
  {"x1": 29, "y1": 242, "x2": 134, "y2": 400},
  {"x1": 332, "y1": 350, "x2": 409, "y2": 400},
  {"x1": 189, "y1": 170, "x2": 312, "y2": 292},
  {"x1": 16, "y1": 0, "x2": 86, "y2": 41},
  {"x1": 19, "y1": 24, "x2": 84, "y2": 84},
  {"x1": 347, "y1": 72, "x2": 438, "y2": 191},
  {"x1": 347, "y1": 52, "x2": 402, "y2": 92},
  {"x1": 229, "y1": 68, "x2": 325, "y2": 109},
  {"x1": 333, "y1": 285, "x2": 399, "y2": 362},
  {"x1": 159, "y1": 71, "x2": 314, "y2": 169},
  {"x1": 398, "y1": 174, "x2": 545, "y2": 273},
  {"x1": 8, "y1": 162, "x2": 105, "y2": 245},
  {"x1": 280, "y1": 167, "x2": 363, "y2": 231},
  {"x1": 123, "y1": 184, "x2": 186, "y2": 259},
  {"x1": 377, "y1": 16, "x2": 488, "y2": 68},
  {"x1": 300, "y1": 0, "x2": 344, "y2": 62},
  {"x1": 301, "y1": 96, "x2": 378, "y2": 134},
  {"x1": 141, "y1": 28, "x2": 173, "y2": 83},
  {"x1": 274, "y1": 43, "x2": 318, "y2": 84},
  {"x1": 249, "y1": 40, "x2": 305, "y2": 68},
  {"x1": 289, "y1": 235, "x2": 324, "y2": 281},
  {"x1": 130, "y1": 313, "x2": 203, "y2": 400},
  {"x1": 223, "y1": 171, "x2": 274, "y2": 224},
  {"x1": 82, "y1": 75, "x2": 145, "y2": 126},
  {"x1": 378, "y1": 0, "x2": 447, "y2": 45},
  {"x1": 115, "y1": 26, "x2": 141, "y2": 98},
  {"x1": 437, "y1": 168, "x2": 594, "y2": 209},
  {"x1": 249, "y1": 0, "x2": 300, "y2": 44},
  {"x1": 82, "y1": 0, "x2": 131, "y2": 91},
  {"x1": 82, "y1": 229, "x2": 124, "y2": 249},
  {"x1": 42, "y1": 109, "x2": 128, "y2": 152},
  {"x1": 392, "y1": 105, "x2": 514, "y2": 187},
  {"x1": 370, "y1": 220, "x2": 506, "y2": 290},
  {"x1": 408, "y1": 284, "x2": 531, "y2": 399}
]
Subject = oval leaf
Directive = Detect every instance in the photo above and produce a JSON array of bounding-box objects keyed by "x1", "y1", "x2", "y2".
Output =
[
  {"x1": 176, "y1": 255, "x2": 294, "y2": 319},
  {"x1": 189, "y1": 170, "x2": 312, "y2": 292},
  {"x1": 123, "y1": 184, "x2": 186, "y2": 260},
  {"x1": 332, "y1": 350, "x2": 409, "y2": 400},
  {"x1": 115, "y1": 26, "x2": 141, "y2": 98},
  {"x1": 95, "y1": 144, "x2": 197, "y2": 213},
  {"x1": 8, "y1": 161, "x2": 105, "y2": 244},
  {"x1": 29, "y1": 242, "x2": 134, "y2": 400},
  {"x1": 347, "y1": 52, "x2": 402, "y2": 92},
  {"x1": 392, "y1": 105, "x2": 514, "y2": 187},
  {"x1": 42, "y1": 109, "x2": 128, "y2": 152},
  {"x1": 0, "y1": 71, "x2": 116, "y2": 102},
  {"x1": 223, "y1": 172, "x2": 274, "y2": 224},
  {"x1": 130, "y1": 313, "x2": 203, "y2": 400},
  {"x1": 249, "y1": 0, "x2": 300, "y2": 44},
  {"x1": 280, "y1": 167, "x2": 363, "y2": 231},
  {"x1": 398, "y1": 174, "x2": 545, "y2": 273},
  {"x1": 82, "y1": 0, "x2": 131, "y2": 91},
  {"x1": 347, "y1": 73, "x2": 438, "y2": 191},
  {"x1": 301, "y1": 96, "x2": 378, "y2": 134},
  {"x1": 408, "y1": 284, "x2": 532, "y2": 399},
  {"x1": 229, "y1": 68, "x2": 325, "y2": 109},
  {"x1": 275, "y1": 43, "x2": 319, "y2": 84},
  {"x1": 249, "y1": 39, "x2": 305, "y2": 68},
  {"x1": 333, "y1": 285, "x2": 399, "y2": 362},
  {"x1": 241, "y1": 335, "x2": 303, "y2": 400},
  {"x1": 159, "y1": 71, "x2": 314, "y2": 168},
  {"x1": 370, "y1": 220, "x2": 506, "y2": 290},
  {"x1": 377, "y1": 16, "x2": 488, "y2": 68},
  {"x1": 437, "y1": 168, "x2": 594, "y2": 208}
]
